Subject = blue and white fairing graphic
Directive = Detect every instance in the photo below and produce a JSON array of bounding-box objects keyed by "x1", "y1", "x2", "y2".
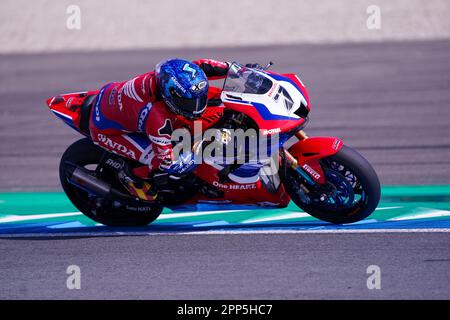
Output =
[{"x1": 221, "y1": 64, "x2": 309, "y2": 122}]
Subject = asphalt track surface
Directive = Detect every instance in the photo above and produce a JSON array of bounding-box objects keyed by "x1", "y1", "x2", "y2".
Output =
[{"x1": 0, "y1": 40, "x2": 450, "y2": 299}]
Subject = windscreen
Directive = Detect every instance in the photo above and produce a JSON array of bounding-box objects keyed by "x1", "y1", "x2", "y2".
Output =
[{"x1": 223, "y1": 63, "x2": 273, "y2": 95}]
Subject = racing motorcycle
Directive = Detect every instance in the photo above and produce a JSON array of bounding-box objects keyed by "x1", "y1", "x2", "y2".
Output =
[{"x1": 46, "y1": 62, "x2": 380, "y2": 226}]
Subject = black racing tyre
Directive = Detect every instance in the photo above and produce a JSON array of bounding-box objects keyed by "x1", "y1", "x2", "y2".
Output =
[
  {"x1": 59, "y1": 138, "x2": 163, "y2": 226},
  {"x1": 284, "y1": 145, "x2": 381, "y2": 224}
]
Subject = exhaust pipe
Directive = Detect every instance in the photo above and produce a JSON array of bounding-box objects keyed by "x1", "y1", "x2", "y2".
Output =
[
  {"x1": 65, "y1": 162, "x2": 111, "y2": 196},
  {"x1": 65, "y1": 162, "x2": 156, "y2": 202}
]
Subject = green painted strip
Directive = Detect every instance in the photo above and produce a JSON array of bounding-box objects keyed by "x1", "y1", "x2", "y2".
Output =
[
  {"x1": 0, "y1": 186, "x2": 450, "y2": 225},
  {"x1": 382, "y1": 185, "x2": 450, "y2": 196},
  {"x1": 0, "y1": 192, "x2": 77, "y2": 215}
]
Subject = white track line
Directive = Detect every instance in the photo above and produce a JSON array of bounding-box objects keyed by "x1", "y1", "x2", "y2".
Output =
[
  {"x1": 389, "y1": 209, "x2": 450, "y2": 221},
  {"x1": 0, "y1": 205, "x2": 410, "y2": 224},
  {"x1": 1, "y1": 228, "x2": 449, "y2": 238},
  {"x1": 157, "y1": 209, "x2": 248, "y2": 220},
  {"x1": 0, "y1": 212, "x2": 82, "y2": 223},
  {"x1": 0, "y1": 209, "x2": 247, "y2": 224},
  {"x1": 242, "y1": 212, "x2": 310, "y2": 223},
  {"x1": 180, "y1": 228, "x2": 450, "y2": 235}
]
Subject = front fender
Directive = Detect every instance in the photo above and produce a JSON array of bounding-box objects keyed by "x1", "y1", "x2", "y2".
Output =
[{"x1": 287, "y1": 137, "x2": 343, "y2": 184}]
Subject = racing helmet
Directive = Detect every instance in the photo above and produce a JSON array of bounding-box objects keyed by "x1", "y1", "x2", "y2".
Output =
[{"x1": 155, "y1": 59, "x2": 209, "y2": 120}]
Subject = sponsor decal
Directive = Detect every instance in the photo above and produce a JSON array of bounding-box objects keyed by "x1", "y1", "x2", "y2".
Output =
[
  {"x1": 212, "y1": 181, "x2": 256, "y2": 190},
  {"x1": 95, "y1": 106, "x2": 100, "y2": 122},
  {"x1": 105, "y1": 158, "x2": 123, "y2": 170},
  {"x1": 262, "y1": 128, "x2": 281, "y2": 135},
  {"x1": 94, "y1": 85, "x2": 110, "y2": 123},
  {"x1": 97, "y1": 134, "x2": 136, "y2": 159},
  {"x1": 137, "y1": 103, "x2": 152, "y2": 132},
  {"x1": 66, "y1": 97, "x2": 74, "y2": 107},
  {"x1": 94, "y1": 87, "x2": 107, "y2": 122},
  {"x1": 333, "y1": 139, "x2": 342, "y2": 150},
  {"x1": 177, "y1": 158, "x2": 195, "y2": 174},
  {"x1": 148, "y1": 76, "x2": 154, "y2": 97},
  {"x1": 109, "y1": 87, "x2": 117, "y2": 105},
  {"x1": 125, "y1": 205, "x2": 154, "y2": 212},
  {"x1": 139, "y1": 145, "x2": 154, "y2": 165},
  {"x1": 267, "y1": 83, "x2": 278, "y2": 98},
  {"x1": 302, "y1": 164, "x2": 321, "y2": 180},
  {"x1": 182, "y1": 63, "x2": 197, "y2": 79},
  {"x1": 141, "y1": 75, "x2": 149, "y2": 96},
  {"x1": 149, "y1": 135, "x2": 171, "y2": 146},
  {"x1": 190, "y1": 80, "x2": 207, "y2": 92},
  {"x1": 117, "y1": 87, "x2": 124, "y2": 111},
  {"x1": 171, "y1": 76, "x2": 186, "y2": 93}
]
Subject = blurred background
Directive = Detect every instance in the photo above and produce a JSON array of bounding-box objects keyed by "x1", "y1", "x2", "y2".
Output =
[{"x1": 1, "y1": 0, "x2": 450, "y2": 190}]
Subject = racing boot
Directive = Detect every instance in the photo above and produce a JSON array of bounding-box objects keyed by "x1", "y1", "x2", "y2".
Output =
[{"x1": 118, "y1": 165, "x2": 157, "y2": 201}]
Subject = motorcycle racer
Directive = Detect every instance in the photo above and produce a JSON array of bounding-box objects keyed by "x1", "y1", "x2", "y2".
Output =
[
  {"x1": 89, "y1": 58, "x2": 229, "y2": 199},
  {"x1": 48, "y1": 60, "x2": 381, "y2": 226}
]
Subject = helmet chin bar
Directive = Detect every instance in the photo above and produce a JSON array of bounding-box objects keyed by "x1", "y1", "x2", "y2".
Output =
[{"x1": 164, "y1": 97, "x2": 202, "y2": 120}]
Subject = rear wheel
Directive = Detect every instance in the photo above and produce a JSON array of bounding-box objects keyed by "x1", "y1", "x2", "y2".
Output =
[
  {"x1": 284, "y1": 145, "x2": 381, "y2": 224},
  {"x1": 59, "y1": 138, "x2": 163, "y2": 226}
]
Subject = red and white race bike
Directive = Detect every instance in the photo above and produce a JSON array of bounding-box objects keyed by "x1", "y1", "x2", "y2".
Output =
[{"x1": 46, "y1": 62, "x2": 380, "y2": 226}]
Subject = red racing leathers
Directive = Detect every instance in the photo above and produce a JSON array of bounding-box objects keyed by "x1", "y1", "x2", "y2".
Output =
[{"x1": 89, "y1": 59, "x2": 228, "y2": 175}]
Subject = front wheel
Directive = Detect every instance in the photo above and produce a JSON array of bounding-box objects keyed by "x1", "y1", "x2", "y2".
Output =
[{"x1": 284, "y1": 145, "x2": 381, "y2": 224}]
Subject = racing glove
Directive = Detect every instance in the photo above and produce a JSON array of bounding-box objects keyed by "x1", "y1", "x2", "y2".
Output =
[{"x1": 162, "y1": 151, "x2": 198, "y2": 176}]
